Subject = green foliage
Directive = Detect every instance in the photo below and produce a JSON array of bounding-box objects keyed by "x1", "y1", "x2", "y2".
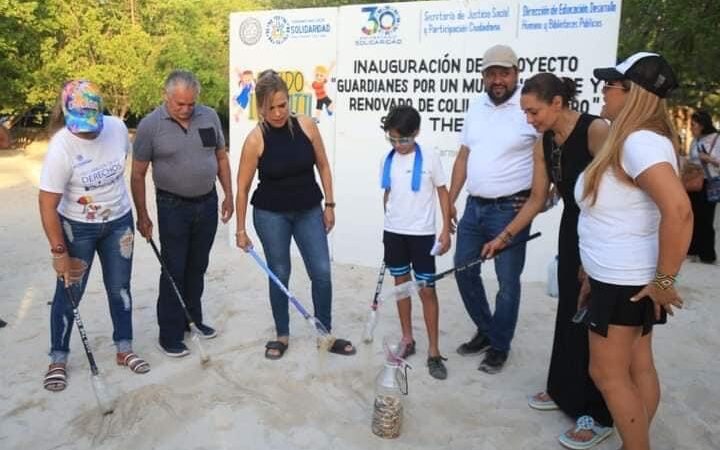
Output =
[
  {"x1": 620, "y1": 0, "x2": 720, "y2": 115},
  {"x1": 2, "y1": 0, "x2": 718, "y2": 120},
  {"x1": 0, "y1": 0, "x2": 53, "y2": 114}
]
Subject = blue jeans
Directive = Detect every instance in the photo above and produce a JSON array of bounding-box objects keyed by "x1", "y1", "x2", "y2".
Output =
[
  {"x1": 156, "y1": 189, "x2": 218, "y2": 345},
  {"x1": 50, "y1": 211, "x2": 135, "y2": 363},
  {"x1": 454, "y1": 197, "x2": 531, "y2": 352},
  {"x1": 253, "y1": 206, "x2": 332, "y2": 337}
]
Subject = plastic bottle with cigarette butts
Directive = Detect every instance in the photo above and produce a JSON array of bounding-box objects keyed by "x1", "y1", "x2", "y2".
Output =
[{"x1": 371, "y1": 339, "x2": 411, "y2": 439}]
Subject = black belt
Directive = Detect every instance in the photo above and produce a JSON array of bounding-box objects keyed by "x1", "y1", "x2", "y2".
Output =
[
  {"x1": 156, "y1": 187, "x2": 216, "y2": 203},
  {"x1": 471, "y1": 189, "x2": 531, "y2": 205}
]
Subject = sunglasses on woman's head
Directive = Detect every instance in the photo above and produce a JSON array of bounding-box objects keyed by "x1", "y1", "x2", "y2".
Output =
[{"x1": 550, "y1": 140, "x2": 562, "y2": 184}]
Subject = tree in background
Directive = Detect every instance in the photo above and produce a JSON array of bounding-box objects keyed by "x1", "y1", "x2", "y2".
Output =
[
  {"x1": 2, "y1": 0, "x2": 254, "y2": 122},
  {"x1": 620, "y1": 0, "x2": 720, "y2": 149},
  {"x1": 1, "y1": 0, "x2": 718, "y2": 130},
  {"x1": 0, "y1": 0, "x2": 52, "y2": 118}
]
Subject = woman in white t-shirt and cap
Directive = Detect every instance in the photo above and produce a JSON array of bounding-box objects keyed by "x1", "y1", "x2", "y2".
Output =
[
  {"x1": 39, "y1": 80, "x2": 150, "y2": 392},
  {"x1": 575, "y1": 53, "x2": 691, "y2": 450}
]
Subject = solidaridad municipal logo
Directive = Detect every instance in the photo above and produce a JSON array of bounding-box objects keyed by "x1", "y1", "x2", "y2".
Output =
[
  {"x1": 239, "y1": 17, "x2": 262, "y2": 45},
  {"x1": 265, "y1": 15, "x2": 290, "y2": 44},
  {"x1": 361, "y1": 5, "x2": 401, "y2": 36}
]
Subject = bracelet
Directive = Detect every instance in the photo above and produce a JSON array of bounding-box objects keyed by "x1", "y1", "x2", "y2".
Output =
[
  {"x1": 235, "y1": 229, "x2": 246, "y2": 236},
  {"x1": 499, "y1": 229, "x2": 513, "y2": 244},
  {"x1": 51, "y1": 253, "x2": 68, "y2": 260},
  {"x1": 653, "y1": 271, "x2": 677, "y2": 290},
  {"x1": 324, "y1": 202, "x2": 336, "y2": 209}
]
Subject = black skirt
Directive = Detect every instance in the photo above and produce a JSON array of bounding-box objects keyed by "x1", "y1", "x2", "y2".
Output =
[{"x1": 585, "y1": 278, "x2": 667, "y2": 337}]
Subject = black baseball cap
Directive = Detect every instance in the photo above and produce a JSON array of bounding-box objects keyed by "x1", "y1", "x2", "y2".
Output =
[{"x1": 594, "y1": 52, "x2": 679, "y2": 98}]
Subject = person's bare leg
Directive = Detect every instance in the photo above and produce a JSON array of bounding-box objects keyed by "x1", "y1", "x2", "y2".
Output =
[
  {"x1": 418, "y1": 286, "x2": 440, "y2": 357},
  {"x1": 630, "y1": 332, "x2": 660, "y2": 423},
  {"x1": 394, "y1": 274, "x2": 413, "y2": 343},
  {"x1": 589, "y1": 326, "x2": 650, "y2": 450}
]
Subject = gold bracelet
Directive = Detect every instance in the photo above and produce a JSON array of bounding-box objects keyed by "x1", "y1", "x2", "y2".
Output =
[
  {"x1": 235, "y1": 229, "x2": 246, "y2": 236},
  {"x1": 500, "y1": 230, "x2": 513, "y2": 244},
  {"x1": 653, "y1": 271, "x2": 677, "y2": 290}
]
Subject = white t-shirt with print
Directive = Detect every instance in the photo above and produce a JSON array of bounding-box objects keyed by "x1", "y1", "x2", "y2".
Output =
[
  {"x1": 460, "y1": 89, "x2": 538, "y2": 198},
  {"x1": 575, "y1": 130, "x2": 678, "y2": 285},
  {"x1": 380, "y1": 147, "x2": 448, "y2": 235},
  {"x1": 40, "y1": 116, "x2": 132, "y2": 223}
]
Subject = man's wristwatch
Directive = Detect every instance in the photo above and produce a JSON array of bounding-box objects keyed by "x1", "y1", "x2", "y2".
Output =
[
  {"x1": 50, "y1": 243, "x2": 66, "y2": 255},
  {"x1": 324, "y1": 202, "x2": 336, "y2": 209}
]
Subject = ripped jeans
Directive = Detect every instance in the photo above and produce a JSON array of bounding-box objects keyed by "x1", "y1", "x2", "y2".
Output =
[{"x1": 49, "y1": 211, "x2": 135, "y2": 364}]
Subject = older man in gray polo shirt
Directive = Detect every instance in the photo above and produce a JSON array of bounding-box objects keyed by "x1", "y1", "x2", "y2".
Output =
[{"x1": 131, "y1": 70, "x2": 233, "y2": 357}]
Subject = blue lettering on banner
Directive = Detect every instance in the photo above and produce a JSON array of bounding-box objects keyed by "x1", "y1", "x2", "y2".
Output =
[
  {"x1": 519, "y1": 1, "x2": 616, "y2": 32},
  {"x1": 356, "y1": 5, "x2": 402, "y2": 46},
  {"x1": 266, "y1": 15, "x2": 332, "y2": 44},
  {"x1": 421, "y1": 5, "x2": 510, "y2": 37}
]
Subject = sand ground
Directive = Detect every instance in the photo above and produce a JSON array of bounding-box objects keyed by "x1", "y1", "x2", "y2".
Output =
[{"x1": 0, "y1": 142, "x2": 718, "y2": 450}]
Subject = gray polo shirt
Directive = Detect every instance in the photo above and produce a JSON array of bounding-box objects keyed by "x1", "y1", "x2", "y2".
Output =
[{"x1": 133, "y1": 104, "x2": 225, "y2": 197}]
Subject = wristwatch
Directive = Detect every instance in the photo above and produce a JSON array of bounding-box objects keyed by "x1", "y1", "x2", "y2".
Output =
[
  {"x1": 50, "y1": 243, "x2": 66, "y2": 255},
  {"x1": 324, "y1": 202, "x2": 336, "y2": 208}
]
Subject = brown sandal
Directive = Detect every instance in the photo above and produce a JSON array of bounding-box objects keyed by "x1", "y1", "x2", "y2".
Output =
[
  {"x1": 43, "y1": 363, "x2": 67, "y2": 392},
  {"x1": 117, "y1": 352, "x2": 150, "y2": 374}
]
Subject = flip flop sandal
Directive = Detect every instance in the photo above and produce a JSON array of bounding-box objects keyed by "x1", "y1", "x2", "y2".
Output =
[
  {"x1": 328, "y1": 338, "x2": 356, "y2": 356},
  {"x1": 43, "y1": 364, "x2": 67, "y2": 392},
  {"x1": 558, "y1": 415, "x2": 614, "y2": 450},
  {"x1": 528, "y1": 391, "x2": 559, "y2": 410},
  {"x1": 265, "y1": 340, "x2": 288, "y2": 360},
  {"x1": 117, "y1": 352, "x2": 151, "y2": 374}
]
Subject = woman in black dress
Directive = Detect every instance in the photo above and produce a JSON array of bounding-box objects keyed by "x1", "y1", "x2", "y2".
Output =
[{"x1": 483, "y1": 73, "x2": 612, "y2": 449}]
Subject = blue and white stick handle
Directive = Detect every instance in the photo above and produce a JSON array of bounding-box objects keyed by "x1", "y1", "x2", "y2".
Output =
[{"x1": 248, "y1": 248, "x2": 331, "y2": 336}]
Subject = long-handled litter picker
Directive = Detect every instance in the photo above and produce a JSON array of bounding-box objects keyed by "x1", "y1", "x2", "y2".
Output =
[
  {"x1": 362, "y1": 262, "x2": 386, "y2": 343},
  {"x1": 149, "y1": 239, "x2": 210, "y2": 365},
  {"x1": 381, "y1": 232, "x2": 542, "y2": 302},
  {"x1": 248, "y1": 248, "x2": 336, "y2": 351},
  {"x1": 62, "y1": 258, "x2": 114, "y2": 414}
]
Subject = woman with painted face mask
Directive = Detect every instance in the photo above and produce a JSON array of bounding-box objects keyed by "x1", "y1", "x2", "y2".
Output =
[
  {"x1": 39, "y1": 80, "x2": 150, "y2": 393},
  {"x1": 577, "y1": 53, "x2": 691, "y2": 450}
]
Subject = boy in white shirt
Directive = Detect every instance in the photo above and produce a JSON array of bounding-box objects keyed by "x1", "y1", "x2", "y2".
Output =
[{"x1": 380, "y1": 105, "x2": 451, "y2": 379}]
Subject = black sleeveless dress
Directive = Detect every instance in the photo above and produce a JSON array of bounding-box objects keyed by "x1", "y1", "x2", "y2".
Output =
[{"x1": 543, "y1": 113, "x2": 612, "y2": 426}]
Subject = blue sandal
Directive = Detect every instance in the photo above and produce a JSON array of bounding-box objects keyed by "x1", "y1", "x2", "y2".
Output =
[
  {"x1": 528, "y1": 391, "x2": 559, "y2": 411},
  {"x1": 558, "y1": 415, "x2": 613, "y2": 450}
]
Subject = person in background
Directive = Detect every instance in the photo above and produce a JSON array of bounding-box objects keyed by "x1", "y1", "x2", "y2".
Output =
[
  {"x1": 578, "y1": 52, "x2": 691, "y2": 450},
  {"x1": 131, "y1": 70, "x2": 233, "y2": 357},
  {"x1": 379, "y1": 105, "x2": 451, "y2": 380},
  {"x1": 483, "y1": 72, "x2": 612, "y2": 449},
  {"x1": 39, "y1": 80, "x2": 150, "y2": 392},
  {"x1": 235, "y1": 70, "x2": 355, "y2": 359},
  {"x1": 686, "y1": 110, "x2": 719, "y2": 264},
  {"x1": 448, "y1": 44, "x2": 539, "y2": 374}
]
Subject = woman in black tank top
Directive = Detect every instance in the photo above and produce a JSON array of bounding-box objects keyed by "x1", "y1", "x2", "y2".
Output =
[
  {"x1": 482, "y1": 74, "x2": 613, "y2": 448},
  {"x1": 235, "y1": 70, "x2": 355, "y2": 360}
]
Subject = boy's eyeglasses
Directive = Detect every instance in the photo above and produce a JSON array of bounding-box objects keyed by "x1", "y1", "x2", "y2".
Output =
[{"x1": 386, "y1": 134, "x2": 415, "y2": 145}]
